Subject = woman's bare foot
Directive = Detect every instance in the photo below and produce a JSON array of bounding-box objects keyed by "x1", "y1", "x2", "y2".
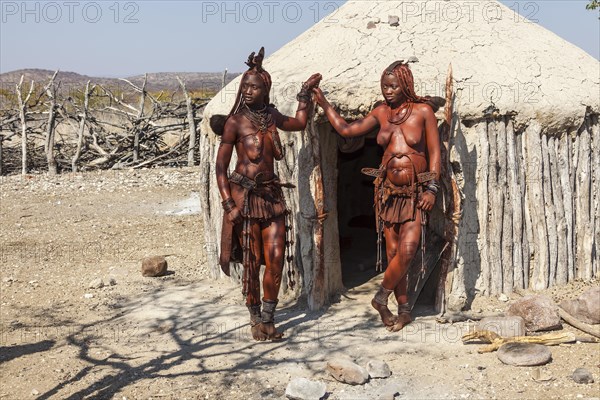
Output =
[
  {"x1": 387, "y1": 312, "x2": 412, "y2": 332},
  {"x1": 247, "y1": 304, "x2": 267, "y2": 341},
  {"x1": 259, "y1": 322, "x2": 284, "y2": 340},
  {"x1": 371, "y1": 298, "x2": 399, "y2": 327},
  {"x1": 251, "y1": 324, "x2": 269, "y2": 341}
]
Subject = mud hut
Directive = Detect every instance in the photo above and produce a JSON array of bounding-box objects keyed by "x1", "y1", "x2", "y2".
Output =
[{"x1": 199, "y1": 1, "x2": 600, "y2": 311}]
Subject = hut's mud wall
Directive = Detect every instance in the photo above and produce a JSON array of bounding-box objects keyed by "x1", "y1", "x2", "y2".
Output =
[{"x1": 448, "y1": 114, "x2": 599, "y2": 310}]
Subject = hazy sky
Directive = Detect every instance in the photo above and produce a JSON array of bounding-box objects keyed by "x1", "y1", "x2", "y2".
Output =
[{"x1": 1, "y1": 1, "x2": 598, "y2": 77}]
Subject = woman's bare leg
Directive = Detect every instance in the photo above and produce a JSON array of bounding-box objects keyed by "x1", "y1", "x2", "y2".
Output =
[
  {"x1": 235, "y1": 220, "x2": 268, "y2": 341},
  {"x1": 385, "y1": 213, "x2": 422, "y2": 332},
  {"x1": 371, "y1": 223, "x2": 400, "y2": 327},
  {"x1": 259, "y1": 215, "x2": 286, "y2": 340}
]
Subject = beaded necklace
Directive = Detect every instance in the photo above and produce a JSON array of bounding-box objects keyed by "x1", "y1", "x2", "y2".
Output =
[{"x1": 241, "y1": 103, "x2": 273, "y2": 151}]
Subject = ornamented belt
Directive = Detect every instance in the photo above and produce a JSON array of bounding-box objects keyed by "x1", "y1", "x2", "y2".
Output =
[
  {"x1": 361, "y1": 167, "x2": 435, "y2": 273},
  {"x1": 361, "y1": 167, "x2": 436, "y2": 184},
  {"x1": 228, "y1": 170, "x2": 296, "y2": 295}
]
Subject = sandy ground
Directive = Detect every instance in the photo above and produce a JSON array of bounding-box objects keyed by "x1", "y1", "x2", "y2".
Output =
[{"x1": 1, "y1": 167, "x2": 599, "y2": 400}]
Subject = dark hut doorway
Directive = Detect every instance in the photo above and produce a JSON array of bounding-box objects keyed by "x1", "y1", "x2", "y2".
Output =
[
  {"x1": 337, "y1": 135, "x2": 382, "y2": 288},
  {"x1": 336, "y1": 134, "x2": 444, "y2": 311}
]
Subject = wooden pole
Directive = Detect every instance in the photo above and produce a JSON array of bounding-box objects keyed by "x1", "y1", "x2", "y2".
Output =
[
  {"x1": 16, "y1": 76, "x2": 35, "y2": 175},
  {"x1": 506, "y1": 119, "x2": 523, "y2": 289},
  {"x1": 549, "y1": 134, "x2": 568, "y2": 285},
  {"x1": 176, "y1": 76, "x2": 197, "y2": 167},
  {"x1": 557, "y1": 131, "x2": 574, "y2": 282},
  {"x1": 524, "y1": 122, "x2": 549, "y2": 290},
  {"x1": 435, "y1": 63, "x2": 464, "y2": 313},
  {"x1": 487, "y1": 120, "x2": 504, "y2": 294},
  {"x1": 476, "y1": 121, "x2": 490, "y2": 294},
  {"x1": 591, "y1": 115, "x2": 600, "y2": 276},
  {"x1": 44, "y1": 70, "x2": 59, "y2": 175},
  {"x1": 541, "y1": 134, "x2": 558, "y2": 285},
  {"x1": 575, "y1": 120, "x2": 592, "y2": 279},
  {"x1": 72, "y1": 81, "x2": 94, "y2": 172},
  {"x1": 307, "y1": 111, "x2": 328, "y2": 310},
  {"x1": 221, "y1": 69, "x2": 228, "y2": 90},
  {"x1": 497, "y1": 117, "x2": 513, "y2": 293}
]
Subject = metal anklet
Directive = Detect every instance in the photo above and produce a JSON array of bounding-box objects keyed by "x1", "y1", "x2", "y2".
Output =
[
  {"x1": 373, "y1": 284, "x2": 394, "y2": 306},
  {"x1": 398, "y1": 303, "x2": 412, "y2": 314},
  {"x1": 247, "y1": 303, "x2": 262, "y2": 327},
  {"x1": 261, "y1": 299, "x2": 278, "y2": 324}
]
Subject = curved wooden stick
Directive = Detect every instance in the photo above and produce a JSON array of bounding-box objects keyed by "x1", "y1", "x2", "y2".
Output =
[{"x1": 559, "y1": 307, "x2": 600, "y2": 338}]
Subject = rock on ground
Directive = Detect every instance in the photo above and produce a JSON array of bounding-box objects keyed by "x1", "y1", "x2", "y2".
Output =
[
  {"x1": 477, "y1": 316, "x2": 526, "y2": 338},
  {"x1": 141, "y1": 256, "x2": 168, "y2": 277},
  {"x1": 285, "y1": 378, "x2": 327, "y2": 400},
  {"x1": 506, "y1": 295, "x2": 561, "y2": 332},
  {"x1": 88, "y1": 278, "x2": 104, "y2": 289},
  {"x1": 327, "y1": 359, "x2": 369, "y2": 385},
  {"x1": 572, "y1": 368, "x2": 595, "y2": 384},
  {"x1": 497, "y1": 343, "x2": 552, "y2": 366},
  {"x1": 560, "y1": 286, "x2": 600, "y2": 325},
  {"x1": 366, "y1": 359, "x2": 392, "y2": 379}
]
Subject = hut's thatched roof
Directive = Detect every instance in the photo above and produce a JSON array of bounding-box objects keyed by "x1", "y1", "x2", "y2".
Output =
[{"x1": 204, "y1": 0, "x2": 599, "y2": 133}]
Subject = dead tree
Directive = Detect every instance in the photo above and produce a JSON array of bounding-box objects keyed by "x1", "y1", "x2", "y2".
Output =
[
  {"x1": 0, "y1": 112, "x2": 19, "y2": 175},
  {"x1": 176, "y1": 76, "x2": 197, "y2": 167},
  {"x1": 16, "y1": 76, "x2": 35, "y2": 174},
  {"x1": 221, "y1": 69, "x2": 228, "y2": 90},
  {"x1": 43, "y1": 71, "x2": 60, "y2": 175},
  {"x1": 0, "y1": 135, "x2": 3, "y2": 175},
  {"x1": 71, "y1": 81, "x2": 96, "y2": 172},
  {"x1": 119, "y1": 74, "x2": 148, "y2": 162}
]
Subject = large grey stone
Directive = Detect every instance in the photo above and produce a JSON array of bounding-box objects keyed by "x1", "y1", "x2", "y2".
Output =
[
  {"x1": 477, "y1": 316, "x2": 526, "y2": 338},
  {"x1": 327, "y1": 359, "x2": 369, "y2": 385},
  {"x1": 141, "y1": 256, "x2": 168, "y2": 277},
  {"x1": 497, "y1": 343, "x2": 552, "y2": 366},
  {"x1": 506, "y1": 295, "x2": 561, "y2": 332},
  {"x1": 561, "y1": 286, "x2": 600, "y2": 325},
  {"x1": 366, "y1": 359, "x2": 391, "y2": 379},
  {"x1": 572, "y1": 368, "x2": 594, "y2": 384},
  {"x1": 285, "y1": 378, "x2": 327, "y2": 400}
]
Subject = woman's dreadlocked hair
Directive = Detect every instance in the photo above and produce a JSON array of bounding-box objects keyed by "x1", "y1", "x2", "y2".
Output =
[
  {"x1": 381, "y1": 61, "x2": 443, "y2": 112},
  {"x1": 210, "y1": 47, "x2": 273, "y2": 136}
]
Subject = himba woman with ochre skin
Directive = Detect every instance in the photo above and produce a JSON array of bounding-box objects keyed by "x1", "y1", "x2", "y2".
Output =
[
  {"x1": 215, "y1": 47, "x2": 321, "y2": 341},
  {"x1": 313, "y1": 61, "x2": 442, "y2": 331}
]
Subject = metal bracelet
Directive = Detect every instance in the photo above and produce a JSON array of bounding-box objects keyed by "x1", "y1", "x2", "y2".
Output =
[
  {"x1": 222, "y1": 198, "x2": 236, "y2": 213},
  {"x1": 296, "y1": 82, "x2": 311, "y2": 102},
  {"x1": 425, "y1": 180, "x2": 440, "y2": 195}
]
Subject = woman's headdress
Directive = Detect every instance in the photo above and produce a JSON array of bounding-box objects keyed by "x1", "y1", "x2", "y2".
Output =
[{"x1": 229, "y1": 47, "x2": 272, "y2": 116}]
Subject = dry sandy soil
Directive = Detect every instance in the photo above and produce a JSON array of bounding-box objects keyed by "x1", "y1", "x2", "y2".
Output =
[{"x1": 1, "y1": 167, "x2": 599, "y2": 400}]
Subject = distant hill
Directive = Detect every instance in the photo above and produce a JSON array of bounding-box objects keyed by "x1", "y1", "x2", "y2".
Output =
[{"x1": 0, "y1": 69, "x2": 241, "y2": 93}]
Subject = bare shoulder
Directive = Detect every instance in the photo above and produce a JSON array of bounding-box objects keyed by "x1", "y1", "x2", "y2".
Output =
[
  {"x1": 370, "y1": 102, "x2": 388, "y2": 120},
  {"x1": 222, "y1": 114, "x2": 245, "y2": 142},
  {"x1": 414, "y1": 102, "x2": 435, "y2": 116},
  {"x1": 224, "y1": 114, "x2": 245, "y2": 130},
  {"x1": 227, "y1": 113, "x2": 245, "y2": 125}
]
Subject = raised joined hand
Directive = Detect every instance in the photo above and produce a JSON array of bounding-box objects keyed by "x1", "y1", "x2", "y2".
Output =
[{"x1": 303, "y1": 73, "x2": 322, "y2": 91}]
